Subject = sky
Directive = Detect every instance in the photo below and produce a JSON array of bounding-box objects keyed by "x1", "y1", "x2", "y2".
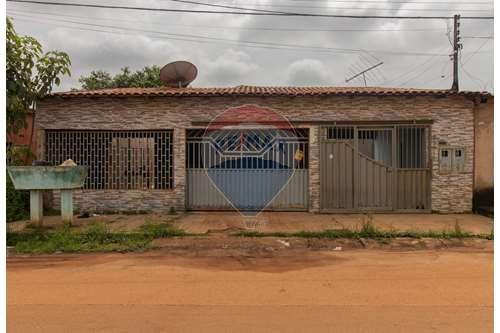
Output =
[{"x1": 6, "y1": 0, "x2": 494, "y2": 92}]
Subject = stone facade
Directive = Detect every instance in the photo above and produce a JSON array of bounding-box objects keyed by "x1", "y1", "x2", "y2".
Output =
[{"x1": 36, "y1": 93, "x2": 477, "y2": 213}]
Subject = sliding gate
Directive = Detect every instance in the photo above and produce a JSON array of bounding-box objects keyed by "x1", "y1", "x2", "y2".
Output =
[
  {"x1": 186, "y1": 128, "x2": 309, "y2": 211},
  {"x1": 320, "y1": 125, "x2": 431, "y2": 212}
]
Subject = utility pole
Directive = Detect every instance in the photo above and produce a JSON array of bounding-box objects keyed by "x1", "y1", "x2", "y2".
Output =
[{"x1": 451, "y1": 14, "x2": 461, "y2": 91}]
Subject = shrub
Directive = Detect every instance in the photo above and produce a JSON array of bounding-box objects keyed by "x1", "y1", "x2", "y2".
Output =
[{"x1": 6, "y1": 173, "x2": 29, "y2": 222}]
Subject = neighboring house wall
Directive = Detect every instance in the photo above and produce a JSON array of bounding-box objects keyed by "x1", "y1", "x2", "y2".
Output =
[
  {"x1": 473, "y1": 97, "x2": 494, "y2": 210},
  {"x1": 7, "y1": 112, "x2": 37, "y2": 165},
  {"x1": 36, "y1": 94, "x2": 476, "y2": 213}
]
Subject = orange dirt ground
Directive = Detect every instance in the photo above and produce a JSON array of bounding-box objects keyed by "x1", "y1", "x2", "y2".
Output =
[{"x1": 8, "y1": 243, "x2": 493, "y2": 332}]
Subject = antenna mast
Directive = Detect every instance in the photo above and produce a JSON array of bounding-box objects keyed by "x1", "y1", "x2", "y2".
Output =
[{"x1": 345, "y1": 61, "x2": 384, "y2": 87}]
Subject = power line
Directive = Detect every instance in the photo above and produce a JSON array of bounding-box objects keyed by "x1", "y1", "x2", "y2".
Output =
[
  {"x1": 399, "y1": 57, "x2": 449, "y2": 86},
  {"x1": 164, "y1": 0, "x2": 287, "y2": 14},
  {"x1": 9, "y1": 14, "x2": 457, "y2": 57},
  {"x1": 262, "y1": 0, "x2": 494, "y2": 4},
  {"x1": 462, "y1": 38, "x2": 492, "y2": 64},
  {"x1": 6, "y1": 9, "x2": 449, "y2": 32},
  {"x1": 162, "y1": 0, "x2": 494, "y2": 12},
  {"x1": 461, "y1": 36, "x2": 494, "y2": 39},
  {"x1": 6, "y1": 0, "x2": 494, "y2": 19},
  {"x1": 459, "y1": 49, "x2": 487, "y2": 90}
]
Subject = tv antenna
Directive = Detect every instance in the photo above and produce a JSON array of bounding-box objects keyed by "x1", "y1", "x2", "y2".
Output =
[{"x1": 345, "y1": 61, "x2": 384, "y2": 87}]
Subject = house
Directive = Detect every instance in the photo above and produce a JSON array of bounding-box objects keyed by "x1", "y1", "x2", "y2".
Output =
[
  {"x1": 34, "y1": 85, "x2": 492, "y2": 214},
  {"x1": 473, "y1": 96, "x2": 494, "y2": 213},
  {"x1": 7, "y1": 112, "x2": 37, "y2": 165}
]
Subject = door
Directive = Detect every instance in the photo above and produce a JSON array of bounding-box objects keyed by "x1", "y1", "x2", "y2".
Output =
[
  {"x1": 320, "y1": 125, "x2": 430, "y2": 212},
  {"x1": 186, "y1": 128, "x2": 309, "y2": 211}
]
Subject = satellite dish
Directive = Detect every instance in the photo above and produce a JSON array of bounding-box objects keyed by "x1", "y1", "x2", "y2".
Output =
[{"x1": 160, "y1": 61, "x2": 198, "y2": 88}]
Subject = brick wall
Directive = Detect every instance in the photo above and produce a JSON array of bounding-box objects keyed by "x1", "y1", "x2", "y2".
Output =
[{"x1": 36, "y1": 94, "x2": 475, "y2": 213}]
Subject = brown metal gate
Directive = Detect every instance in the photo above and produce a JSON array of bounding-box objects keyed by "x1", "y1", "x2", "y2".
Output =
[{"x1": 320, "y1": 125, "x2": 431, "y2": 212}]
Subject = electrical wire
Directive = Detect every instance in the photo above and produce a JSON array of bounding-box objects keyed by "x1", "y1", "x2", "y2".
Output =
[
  {"x1": 461, "y1": 36, "x2": 494, "y2": 39},
  {"x1": 399, "y1": 57, "x2": 449, "y2": 86},
  {"x1": 9, "y1": 14, "x2": 456, "y2": 57},
  {"x1": 381, "y1": 45, "x2": 449, "y2": 85},
  {"x1": 6, "y1": 9, "x2": 450, "y2": 32},
  {"x1": 162, "y1": 0, "x2": 494, "y2": 12},
  {"x1": 244, "y1": 0, "x2": 494, "y2": 4},
  {"x1": 459, "y1": 49, "x2": 487, "y2": 90},
  {"x1": 6, "y1": 0, "x2": 494, "y2": 19},
  {"x1": 462, "y1": 38, "x2": 492, "y2": 64}
]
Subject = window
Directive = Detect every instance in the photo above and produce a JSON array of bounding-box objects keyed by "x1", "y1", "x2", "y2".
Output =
[
  {"x1": 45, "y1": 130, "x2": 173, "y2": 189},
  {"x1": 398, "y1": 126, "x2": 428, "y2": 169},
  {"x1": 439, "y1": 147, "x2": 465, "y2": 172},
  {"x1": 327, "y1": 126, "x2": 354, "y2": 140}
]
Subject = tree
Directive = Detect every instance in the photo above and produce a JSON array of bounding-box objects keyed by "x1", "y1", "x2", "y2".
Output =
[
  {"x1": 78, "y1": 66, "x2": 163, "y2": 90},
  {"x1": 6, "y1": 17, "x2": 71, "y2": 135}
]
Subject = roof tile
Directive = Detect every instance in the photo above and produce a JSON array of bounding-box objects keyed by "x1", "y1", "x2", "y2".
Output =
[{"x1": 51, "y1": 85, "x2": 492, "y2": 98}]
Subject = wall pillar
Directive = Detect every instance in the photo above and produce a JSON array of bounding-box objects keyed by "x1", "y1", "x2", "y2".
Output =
[
  {"x1": 173, "y1": 128, "x2": 186, "y2": 211},
  {"x1": 308, "y1": 126, "x2": 320, "y2": 213}
]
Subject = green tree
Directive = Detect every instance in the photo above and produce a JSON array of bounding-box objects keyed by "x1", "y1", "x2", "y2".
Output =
[
  {"x1": 6, "y1": 17, "x2": 71, "y2": 135},
  {"x1": 79, "y1": 66, "x2": 163, "y2": 90}
]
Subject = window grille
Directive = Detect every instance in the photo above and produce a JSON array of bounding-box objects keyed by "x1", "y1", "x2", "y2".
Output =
[
  {"x1": 45, "y1": 130, "x2": 173, "y2": 190},
  {"x1": 397, "y1": 126, "x2": 429, "y2": 169},
  {"x1": 186, "y1": 129, "x2": 308, "y2": 170}
]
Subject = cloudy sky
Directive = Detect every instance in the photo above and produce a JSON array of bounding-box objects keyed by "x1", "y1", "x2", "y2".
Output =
[{"x1": 6, "y1": 0, "x2": 494, "y2": 92}]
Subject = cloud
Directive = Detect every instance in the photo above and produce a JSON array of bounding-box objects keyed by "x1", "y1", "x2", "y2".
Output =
[
  {"x1": 286, "y1": 59, "x2": 331, "y2": 86},
  {"x1": 197, "y1": 49, "x2": 259, "y2": 86},
  {"x1": 7, "y1": 0, "x2": 493, "y2": 92}
]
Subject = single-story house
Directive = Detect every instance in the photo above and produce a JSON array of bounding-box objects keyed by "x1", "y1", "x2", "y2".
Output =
[{"x1": 34, "y1": 85, "x2": 492, "y2": 214}]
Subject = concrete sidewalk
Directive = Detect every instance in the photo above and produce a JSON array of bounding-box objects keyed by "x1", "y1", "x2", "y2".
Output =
[
  {"x1": 173, "y1": 212, "x2": 494, "y2": 235},
  {"x1": 9, "y1": 211, "x2": 493, "y2": 236}
]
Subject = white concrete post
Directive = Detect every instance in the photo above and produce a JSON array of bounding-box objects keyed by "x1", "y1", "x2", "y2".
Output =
[
  {"x1": 60, "y1": 189, "x2": 73, "y2": 224},
  {"x1": 29, "y1": 190, "x2": 43, "y2": 225}
]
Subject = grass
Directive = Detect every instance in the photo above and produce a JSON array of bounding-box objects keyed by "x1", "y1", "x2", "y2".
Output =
[
  {"x1": 234, "y1": 219, "x2": 492, "y2": 240},
  {"x1": 7, "y1": 221, "x2": 189, "y2": 254},
  {"x1": 6, "y1": 217, "x2": 493, "y2": 254}
]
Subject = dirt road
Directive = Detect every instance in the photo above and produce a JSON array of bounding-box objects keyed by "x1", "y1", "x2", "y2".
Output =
[{"x1": 8, "y1": 246, "x2": 492, "y2": 332}]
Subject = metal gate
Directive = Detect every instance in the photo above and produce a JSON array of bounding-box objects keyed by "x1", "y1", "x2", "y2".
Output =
[
  {"x1": 186, "y1": 128, "x2": 309, "y2": 211},
  {"x1": 320, "y1": 125, "x2": 431, "y2": 212}
]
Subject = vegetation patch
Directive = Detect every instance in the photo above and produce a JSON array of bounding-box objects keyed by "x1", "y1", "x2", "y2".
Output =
[
  {"x1": 7, "y1": 222, "x2": 190, "y2": 254},
  {"x1": 6, "y1": 174, "x2": 29, "y2": 222},
  {"x1": 234, "y1": 220, "x2": 492, "y2": 240}
]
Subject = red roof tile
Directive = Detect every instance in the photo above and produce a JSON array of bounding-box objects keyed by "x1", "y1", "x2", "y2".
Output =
[{"x1": 51, "y1": 85, "x2": 492, "y2": 98}]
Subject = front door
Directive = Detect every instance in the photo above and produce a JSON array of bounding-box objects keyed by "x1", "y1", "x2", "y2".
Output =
[{"x1": 320, "y1": 125, "x2": 430, "y2": 212}]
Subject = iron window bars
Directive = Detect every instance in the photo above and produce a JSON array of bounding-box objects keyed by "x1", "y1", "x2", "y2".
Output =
[
  {"x1": 45, "y1": 130, "x2": 173, "y2": 190},
  {"x1": 325, "y1": 125, "x2": 430, "y2": 169}
]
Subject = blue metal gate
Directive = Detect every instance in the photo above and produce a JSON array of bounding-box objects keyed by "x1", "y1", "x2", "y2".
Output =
[{"x1": 186, "y1": 128, "x2": 309, "y2": 211}]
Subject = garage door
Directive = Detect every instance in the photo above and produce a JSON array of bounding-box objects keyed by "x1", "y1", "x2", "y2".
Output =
[{"x1": 186, "y1": 128, "x2": 309, "y2": 211}]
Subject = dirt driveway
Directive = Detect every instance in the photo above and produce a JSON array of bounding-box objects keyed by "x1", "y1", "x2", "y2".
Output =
[{"x1": 8, "y1": 243, "x2": 493, "y2": 332}]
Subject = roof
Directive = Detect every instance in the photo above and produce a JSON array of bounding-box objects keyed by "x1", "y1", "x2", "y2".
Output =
[{"x1": 51, "y1": 85, "x2": 492, "y2": 98}]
